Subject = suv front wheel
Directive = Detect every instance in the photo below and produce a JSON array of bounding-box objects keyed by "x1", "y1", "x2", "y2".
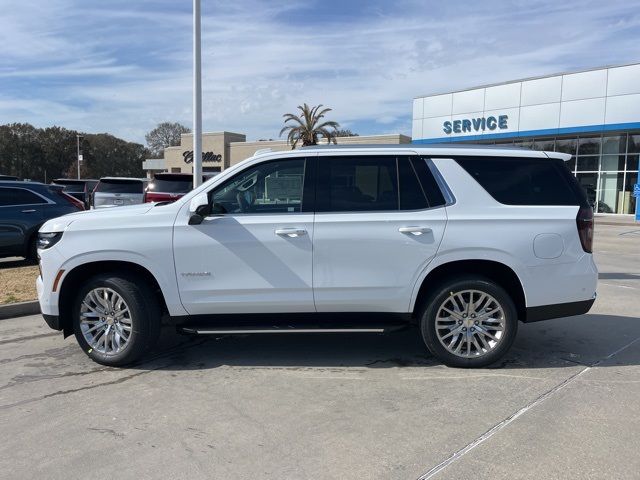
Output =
[
  {"x1": 419, "y1": 276, "x2": 518, "y2": 368},
  {"x1": 72, "y1": 274, "x2": 161, "y2": 367}
]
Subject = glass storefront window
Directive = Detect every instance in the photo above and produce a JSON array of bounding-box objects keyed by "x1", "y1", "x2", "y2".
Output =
[
  {"x1": 602, "y1": 135, "x2": 625, "y2": 155},
  {"x1": 513, "y1": 140, "x2": 533, "y2": 149},
  {"x1": 628, "y1": 135, "x2": 640, "y2": 153},
  {"x1": 576, "y1": 173, "x2": 598, "y2": 208},
  {"x1": 578, "y1": 136, "x2": 601, "y2": 155},
  {"x1": 533, "y1": 138, "x2": 555, "y2": 151},
  {"x1": 577, "y1": 156, "x2": 599, "y2": 171},
  {"x1": 627, "y1": 155, "x2": 639, "y2": 171},
  {"x1": 624, "y1": 172, "x2": 638, "y2": 214},
  {"x1": 555, "y1": 138, "x2": 577, "y2": 155},
  {"x1": 565, "y1": 157, "x2": 576, "y2": 172},
  {"x1": 601, "y1": 154, "x2": 626, "y2": 171},
  {"x1": 597, "y1": 172, "x2": 624, "y2": 213}
]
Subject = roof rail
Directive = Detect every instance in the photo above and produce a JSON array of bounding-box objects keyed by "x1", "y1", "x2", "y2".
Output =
[{"x1": 253, "y1": 148, "x2": 273, "y2": 156}]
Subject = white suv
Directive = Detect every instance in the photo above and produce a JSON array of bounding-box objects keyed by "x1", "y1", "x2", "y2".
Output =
[{"x1": 37, "y1": 146, "x2": 597, "y2": 368}]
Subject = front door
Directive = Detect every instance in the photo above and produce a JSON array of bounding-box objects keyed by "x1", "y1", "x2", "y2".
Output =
[
  {"x1": 312, "y1": 155, "x2": 447, "y2": 312},
  {"x1": 173, "y1": 157, "x2": 315, "y2": 315}
]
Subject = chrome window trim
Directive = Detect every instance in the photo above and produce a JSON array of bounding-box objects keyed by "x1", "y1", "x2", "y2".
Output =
[{"x1": 425, "y1": 158, "x2": 456, "y2": 207}]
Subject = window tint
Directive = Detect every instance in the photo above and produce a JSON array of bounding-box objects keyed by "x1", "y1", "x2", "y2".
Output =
[
  {"x1": 316, "y1": 156, "x2": 398, "y2": 212},
  {"x1": 211, "y1": 159, "x2": 305, "y2": 214},
  {"x1": 413, "y1": 158, "x2": 446, "y2": 207},
  {"x1": 398, "y1": 157, "x2": 428, "y2": 210},
  {"x1": 455, "y1": 156, "x2": 585, "y2": 206},
  {"x1": 0, "y1": 187, "x2": 47, "y2": 206},
  {"x1": 148, "y1": 175, "x2": 193, "y2": 194},
  {"x1": 96, "y1": 179, "x2": 144, "y2": 194}
]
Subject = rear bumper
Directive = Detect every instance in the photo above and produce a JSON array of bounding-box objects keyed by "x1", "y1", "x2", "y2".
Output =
[{"x1": 524, "y1": 297, "x2": 596, "y2": 323}]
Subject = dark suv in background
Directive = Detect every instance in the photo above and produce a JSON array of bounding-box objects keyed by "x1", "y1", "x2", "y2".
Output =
[
  {"x1": 52, "y1": 178, "x2": 98, "y2": 209},
  {"x1": 0, "y1": 181, "x2": 83, "y2": 259}
]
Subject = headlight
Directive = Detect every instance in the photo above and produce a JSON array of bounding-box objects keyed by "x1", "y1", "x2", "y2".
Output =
[{"x1": 37, "y1": 232, "x2": 63, "y2": 250}]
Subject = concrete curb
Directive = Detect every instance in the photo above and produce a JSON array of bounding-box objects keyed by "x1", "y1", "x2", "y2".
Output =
[{"x1": 0, "y1": 301, "x2": 40, "y2": 320}]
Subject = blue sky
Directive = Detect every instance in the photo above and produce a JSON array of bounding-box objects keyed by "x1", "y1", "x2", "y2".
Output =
[{"x1": 1, "y1": 0, "x2": 639, "y2": 145}]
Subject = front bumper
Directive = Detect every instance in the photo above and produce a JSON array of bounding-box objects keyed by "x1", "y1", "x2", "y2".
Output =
[{"x1": 43, "y1": 314, "x2": 62, "y2": 330}]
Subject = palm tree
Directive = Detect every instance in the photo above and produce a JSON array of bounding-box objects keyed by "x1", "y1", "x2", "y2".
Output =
[{"x1": 279, "y1": 103, "x2": 340, "y2": 148}]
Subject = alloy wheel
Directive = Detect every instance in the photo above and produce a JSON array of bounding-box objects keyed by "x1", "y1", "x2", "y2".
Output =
[
  {"x1": 79, "y1": 287, "x2": 133, "y2": 356},
  {"x1": 434, "y1": 289, "x2": 506, "y2": 358}
]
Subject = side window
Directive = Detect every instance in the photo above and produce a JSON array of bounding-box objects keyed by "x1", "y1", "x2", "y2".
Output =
[
  {"x1": 454, "y1": 156, "x2": 582, "y2": 206},
  {"x1": 316, "y1": 156, "x2": 398, "y2": 212},
  {"x1": 414, "y1": 157, "x2": 446, "y2": 207},
  {"x1": 0, "y1": 187, "x2": 47, "y2": 207},
  {"x1": 211, "y1": 159, "x2": 305, "y2": 214},
  {"x1": 398, "y1": 157, "x2": 428, "y2": 210}
]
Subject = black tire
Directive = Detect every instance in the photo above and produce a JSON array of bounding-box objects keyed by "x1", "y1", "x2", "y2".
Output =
[
  {"x1": 418, "y1": 276, "x2": 518, "y2": 368},
  {"x1": 72, "y1": 274, "x2": 161, "y2": 367}
]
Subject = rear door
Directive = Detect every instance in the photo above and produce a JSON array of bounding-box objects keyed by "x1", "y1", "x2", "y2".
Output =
[
  {"x1": 312, "y1": 154, "x2": 448, "y2": 312},
  {"x1": 0, "y1": 187, "x2": 46, "y2": 255}
]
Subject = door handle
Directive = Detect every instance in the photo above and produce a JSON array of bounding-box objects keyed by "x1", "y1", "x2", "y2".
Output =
[
  {"x1": 21, "y1": 209, "x2": 36, "y2": 213},
  {"x1": 275, "y1": 228, "x2": 307, "y2": 238},
  {"x1": 399, "y1": 226, "x2": 431, "y2": 236}
]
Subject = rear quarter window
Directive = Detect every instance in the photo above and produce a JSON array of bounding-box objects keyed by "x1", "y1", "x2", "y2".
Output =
[{"x1": 454, "y1": 156, "x2": 586, "y2": 206}]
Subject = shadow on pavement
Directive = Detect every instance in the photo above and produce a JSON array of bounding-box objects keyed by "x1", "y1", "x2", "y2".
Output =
[{"x1": 130, "y1": 313, "x2": 640, "y2": 372}]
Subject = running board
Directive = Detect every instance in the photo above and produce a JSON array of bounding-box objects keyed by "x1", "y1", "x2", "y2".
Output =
[{"x1": 180, "y1": 326, "x2": 387, "y2": 335}]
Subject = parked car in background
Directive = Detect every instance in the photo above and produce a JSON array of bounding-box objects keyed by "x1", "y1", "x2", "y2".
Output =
[
  {"x1": 143, "y1": 173, "x2": 220, "y2": 204},
  {"x1": 93, "y1": 177, "x2": 148, "y2": 209},
  {"x1": 83, "y1": 180, "x2": 99, "y2": 209},
  {"x1": 144, "y1": 173, "x2": 193, "y2": 203},
  {"x1": 0, "y1": 181, "x2": 83, "y2": 259},
  {"x1": 52, "y1": 178, "x2": 98, "y2": 209},
  {"x1": 0, "y1": 175, "x2": 20, "y2": 181}
]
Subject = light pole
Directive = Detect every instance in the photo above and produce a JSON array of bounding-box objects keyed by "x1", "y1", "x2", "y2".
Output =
[
  {"x1": 76, "y1": 134, "x2": 83, "y2": 179},
  {"x1": 192, "y1": 0, "x2": 203, "y2": 188}
]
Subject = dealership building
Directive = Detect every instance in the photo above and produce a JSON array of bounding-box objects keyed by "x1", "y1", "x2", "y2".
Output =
[
  {"x1": 143, "y1": 62, "x2": 639, "y2": 215},
  {"x1": 142, "y1": 132, "x2": 411, "y2": 177},
  {"x1": 412, "y1": 63, "x2": 640, "y2": 215}
]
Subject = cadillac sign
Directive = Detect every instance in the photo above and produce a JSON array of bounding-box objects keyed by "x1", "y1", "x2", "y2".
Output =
[
  {"x1": 443, "y1": 115, "x2": 508, "y2": 135},
  {"x1": 183, "y1": 151, "x2": 222, "y2": 164}
]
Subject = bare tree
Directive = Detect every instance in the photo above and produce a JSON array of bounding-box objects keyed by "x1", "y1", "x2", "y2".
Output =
[{"x1": 145, "y1": 122, "x2": 190, "y2": 157}]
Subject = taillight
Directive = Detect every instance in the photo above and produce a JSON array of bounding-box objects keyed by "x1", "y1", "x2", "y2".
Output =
[
  {"x1": 576, "y1": 206, "x2": 594, "y2": 253},
  {"x1": 56, "y1": 190, "x2": 85, "y2": 211}
]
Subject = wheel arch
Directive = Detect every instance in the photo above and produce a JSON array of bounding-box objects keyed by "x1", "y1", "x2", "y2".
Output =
[
  {"x1": 57, "y1": 260, "x2": 169, "y2": 337},
  {"x1": 412, "y1": 259, "x2": 527, "y2": 321}
]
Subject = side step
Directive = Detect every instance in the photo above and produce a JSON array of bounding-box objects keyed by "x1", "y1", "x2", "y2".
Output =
[
  {"x1": 180, "y1": 326, "x2": 387, "y2": 335},
  {"x1": 176, "y1": 314, "x2": 411, "y2": 336}
]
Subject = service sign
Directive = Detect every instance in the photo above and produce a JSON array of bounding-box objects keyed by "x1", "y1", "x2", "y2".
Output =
[{"x1": 443, "y1": 115, "x2": 508, "y2": 135}]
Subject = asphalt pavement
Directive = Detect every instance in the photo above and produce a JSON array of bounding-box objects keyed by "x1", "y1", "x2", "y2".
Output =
[{"x1": 0, "y1": 223, "x2": 638, "y2": 479}]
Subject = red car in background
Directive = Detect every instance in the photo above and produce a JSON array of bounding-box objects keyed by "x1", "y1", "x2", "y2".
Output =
[
  {"x1": 143, "y1": 173, "x2": 192, "y2": 203},
  {"x1": 144, "y1": 172, "x2": 218, "y2": 203}
]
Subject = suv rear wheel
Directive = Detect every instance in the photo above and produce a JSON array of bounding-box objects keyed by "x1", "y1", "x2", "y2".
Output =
[
  {"x1": 72, "y1": 274, "x2": 161, "y2": 367},
  {"x1": 419, "y1": 276, "x2": 518, "y2": 368}
]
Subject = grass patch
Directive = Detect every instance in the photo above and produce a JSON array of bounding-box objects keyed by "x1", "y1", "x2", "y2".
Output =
[{"x1": 0, "y1": 264, "x2": 39, "y2": 304}]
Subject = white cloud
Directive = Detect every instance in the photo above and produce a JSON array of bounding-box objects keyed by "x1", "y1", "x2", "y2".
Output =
[{"x1": 0, "y1": 0, "x2": 638, "y2": 144}]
